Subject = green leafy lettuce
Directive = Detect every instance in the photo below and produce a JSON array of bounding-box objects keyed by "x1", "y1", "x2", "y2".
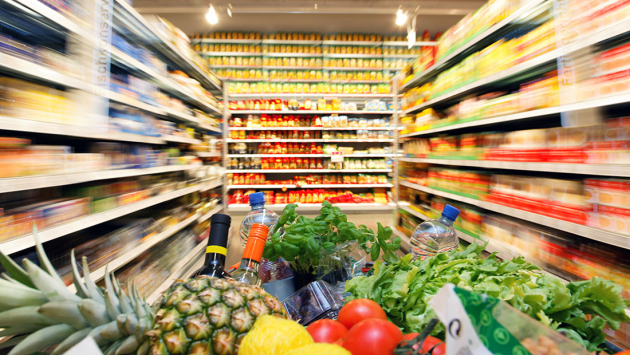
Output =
[{"x1": 345, "y1": 243, "x2": 630, "y2": 352}]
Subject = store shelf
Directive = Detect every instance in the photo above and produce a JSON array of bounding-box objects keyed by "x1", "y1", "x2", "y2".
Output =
[
  {"x1": 162, "y1": 107, "x2": 199, "y2": 124},
  {"x1": 228, "y1": 202, "x2": 397, "y2": 213},
  {"x1": 230, "y1": 110, "x2": 394, "y2": 114},
  {"x1": 11, "y1": 0, "x2": 94, "y2": 39},
  {"x1": 163, "y1": 135, "x2": 201, "y2": 144},
  {"x1": 262, "y1": 66, "x2": 324, "y2": 70},
  {"x1": 383, "y1": 41, "x2": 438, "y2": 47},
  {"x1": 383, "y1": 54, "x2": 418, "y2": 59},
  {"x1": 402, "y1": 92, "x2": 630, "y2": 136},
  {"x1": 145, "y1": 240, "x2": 206, "y2": 304},
  {"x1": 227, "y1": 93, "x2": 393, "y2": 98},
  {"x1": 399, "y1": 181, "x2": 630, "y2": 250},
  {"x1": 229, "y1": 126, "x2": 395, "y2": 131},
  {"x1": 114, "y1": 0, "x2": 221, "y2": 92},
  {"x1": 194, "y1": 38, "x2": 262, "y2": 44},
  {"x1": 262, "y1": 39, "x2": 323, "y2": 45},
  {"x1": 107, "y1": 91, "x2": 166, "y2": 116},
  {"x1": 199, "y1": 124, "x2": 222, "y2": 133},
  {"x1": 0, "y1": 185, "x2": 201, "y2": 255},
  {"x1": 323, "y1": 41, "x2": 383, "y2": 46},
  {"x1": 226, "y1": 139, "x2": 393, "y2": 143},
  {"x1": 197, "y1": 151, "x2": 222, "y2": 158},
  {"x1": 263, "y1": 53, "x2": 323, "y2": 58},
  {"x1": 71, "y1": 212, "x2": 202, "y2": 293},
  {"x1": 201, "y1": 52, "x2": 261, "y2": 56},
  {"x1": 228, "y1": 169, "x2": 392, "y2": 173},
  {"x1": 400, "y1": 0, "x2": 547, "y2": 90},
  {"x1": 111, "y1": 48, "x2": 220, "y2": 114},
  {"x1": 210, "y1": 65, "x2": 263, "y2": 69},
  {"x1": 227, "y1": 184, "x2": 392, "y2": 190},
  {"x1": 198, "y1": 204, "x2": 223, "y2": 223},
  {"x1": 227, "y1": 154, "x2": 395, "y2": 158},
  {"x1": 0, "y1": 52, "x2": 90, "y2": 91},
  {"x1": 0, "y1": 165, "x2": 198, "y2": 194},
  {"x1": 0, "y1": 116, "x2": 165, "y2": 144},
  {"x1": 403, "y1": 19, "x2": 630, "y2": 112},
  {"x1": 400, "y1": 158, "x2": 630, "y2": 178},
  {"x1": 200, "y1": 178, "x2": 223, "y2": 192},
  {"x1": 330, "y1": 80, "x2": 389, "y2": 84},
  {"x1": 324, "y1": 54, "x2": 383, "y2": 59}
]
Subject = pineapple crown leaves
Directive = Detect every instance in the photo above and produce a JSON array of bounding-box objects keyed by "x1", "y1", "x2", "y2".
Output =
[{"x1": 0, "y1": 224, "x2": 153, "y2": 355}]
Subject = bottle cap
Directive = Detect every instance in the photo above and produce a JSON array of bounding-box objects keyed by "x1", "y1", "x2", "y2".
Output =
[
  {"x1": 211, "y1": 213, "x2": 232, "y2": 226},
  {"x1": 249, "y1": 192, "x2": 265, "y2": 206},
  {"x1": 441, "y1": 204, "x2": 460, "y2": 222}
]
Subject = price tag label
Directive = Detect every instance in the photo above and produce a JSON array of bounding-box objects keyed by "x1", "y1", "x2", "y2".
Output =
[{"x1": 331, "y1": 151, "x2": 344, "y2": 163}]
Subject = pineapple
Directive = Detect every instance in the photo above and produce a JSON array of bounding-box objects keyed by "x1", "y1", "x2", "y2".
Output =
[
  {"x1": 0, "y1": 227, "x2": 154, "y2": 355},
  {"x1": 0, "y1": 226, "x2": 288, "y2": 355},
  {"x1": 147, "y1": 277, "x2": 288, "y2": 355}
]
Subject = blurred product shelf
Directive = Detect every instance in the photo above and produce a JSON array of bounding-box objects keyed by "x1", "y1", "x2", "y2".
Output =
[
  {"x1": 196, "y1": 151, "x2": 222, "y2": 158},
  {"x1": 400, "y1": 93, "x2": 630, "y2": 137},
  {"x1": 0, "y1": 165, "x2": 199, "y2": 194},
  {"x1": 162, "y1": 135, "x2": 202, "y2": 145},
  {"x1": 400, "y1": 181, "x2": 630, "y2": 250},
  {"x1": 227, "y1": 154, "x2": 395, "y2": 157},
  {"x1": 228, "y1": 94, "x2": 393, "y2": 98},
  {"x1": 400, "y1": 158, "x2": 630, "y2": 178},
  {"x1": 402, "y1": 19, "x2": 630, "y2": 114},
  {"x1": 113, "y1": 0, "x2": 222, "y2": 92},
  {"x1": 231, "y1": 110, "x2": 394, "y2": 114},
  {"x1": 0, "y1": 184, "x2": 203, "y2": 255},
  {"x1": 228, "y1": 202, "x2": 397, "y2": 213},
  {"x1": 228, "y1": 169, "x2": 392, "y2": 173},
  {"x1": 226, "y1": 139, "x2": 393, "y2": 143},
  {"x1": 400, "y1": 0, "x2": 547, "y2": 90},
  {"x1": 226, "y1": 184, "x2": 393, "y2": 190},
  {"x1": 145, "y1": 240, "x2": 206, "y2": 303},
  {"x1": 67, "y1": 211, "x2": 203, "y2": 292},
  {"x1": 229, "y1": 127, "x2": 396, "y2": 131}
]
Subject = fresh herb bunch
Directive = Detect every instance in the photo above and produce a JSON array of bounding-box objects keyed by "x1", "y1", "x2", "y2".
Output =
[{"x1": 262, "y1": 201, "x2": 402, "y2": 274}]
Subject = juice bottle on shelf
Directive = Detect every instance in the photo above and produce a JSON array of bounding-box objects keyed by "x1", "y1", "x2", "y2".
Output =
[{"x1": 411, "y1": 204, "x2": 460, "y2": 260}]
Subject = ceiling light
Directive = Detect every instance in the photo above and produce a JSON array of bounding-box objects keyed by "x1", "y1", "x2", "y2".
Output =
[
  {"x1": 227, "y1": 8, "x2": 232, "y2": 17},
  {"x1": 396, "y1": 9, "x2": 407, "y2": 26},
  {"x1": 206, "y1": 5, "x2": 218, "y2": 24}
]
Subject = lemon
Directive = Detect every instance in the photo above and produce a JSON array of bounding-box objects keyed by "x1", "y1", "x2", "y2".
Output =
[
  {"x1": 283, "y1": 343, "x2": 352, "y2": 355},
  {"x1": 239, "y1": 315, "x2": 313, "y2": 355}
]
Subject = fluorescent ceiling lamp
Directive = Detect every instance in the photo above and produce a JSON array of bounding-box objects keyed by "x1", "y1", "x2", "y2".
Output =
[
  {"x1": 206, "y1": 5, "x2": 218, "y2": 24},
  {"x1": 396, "y1": 9, "x2": 407, "y2": 26}
]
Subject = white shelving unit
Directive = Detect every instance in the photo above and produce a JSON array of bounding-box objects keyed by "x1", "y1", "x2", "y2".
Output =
[
  {"x1": 0, "y1": 0, "x2": 226, "y2": 296},
  {"x1": 228, "y1": 202, "x2": 397, "y2": 213},
  {"x1": 227, "y1": 184, "x2": 393, "y2": 190},
  {"x1": 0, "y1": 185, "x2": 203, "y2": 255},
  {"x1": 399, "y1": 181, "x2": 630, "y2": 250},
  {"x1": 228, "y1": 169, "x2": 392, "y2": 173},
  {"x1": 230, "y1": 110, "x2": 394, "y2": 114},
  {"x1": 0, "y1": 165, "x2": 199, "y2": 194}
]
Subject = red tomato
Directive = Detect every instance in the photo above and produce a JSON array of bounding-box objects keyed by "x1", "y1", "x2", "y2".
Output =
[
  {"x1": 343, "y1": 318, "x2": 403, "y2": 355},
  {"x1": 334, "y1": 339, "x2": 344, "y2": 346},
  {"x1": 306, "y1": 319, "x2": 348, "y2": 344},
  {"x1": 401, "y1": 333, "x2": 446, "y2": 355},
  {"x1": 337, "y1": 299, "x2": 387, "y2": 329}
]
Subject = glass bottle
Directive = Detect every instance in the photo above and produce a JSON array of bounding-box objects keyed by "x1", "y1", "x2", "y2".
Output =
[
  {"x1": 192, "y1": 213, "x2": 232, "y2": 278},
  {"x1": 231, "y1": 223, "x2": 269, "y2": 286}
]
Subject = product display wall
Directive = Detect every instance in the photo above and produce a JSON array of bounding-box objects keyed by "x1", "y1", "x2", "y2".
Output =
[
  {"x1": 397, "y1": 0, "x2": 630, "y2": 350},
  {"x1": 0, "y1": 0, "x2": 225, "y2": 304}
]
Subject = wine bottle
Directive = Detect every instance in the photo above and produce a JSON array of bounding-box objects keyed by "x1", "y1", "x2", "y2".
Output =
[
  {"x1": 193, "y1": 213, "x2": 231, "y2": 278},
  {"x1": 231, "y1": 223, "x2": 268, "y2": 286}
]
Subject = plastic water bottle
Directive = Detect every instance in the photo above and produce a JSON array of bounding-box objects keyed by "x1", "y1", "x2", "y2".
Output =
[
  {"x1": 410, "y1": 204, "x2": 461, "y2": 260},
  {"x1": 239, "y1": 192, "x2": 279, "y2": 246}
]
